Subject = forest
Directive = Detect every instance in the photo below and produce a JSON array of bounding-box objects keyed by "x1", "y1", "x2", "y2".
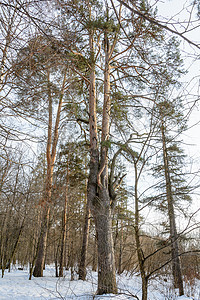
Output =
[{"x1": 0, "y1": 0, "x2": 200, "y2": 299}]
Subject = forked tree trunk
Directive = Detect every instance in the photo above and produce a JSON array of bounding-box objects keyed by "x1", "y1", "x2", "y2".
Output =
[
  {"x1": 86, "y1": 5, "x2": 119, "y2": 293},
  {"x1": 33, "y1": 70, "x2": 67, "y2": 277},
  {"x1": 93, "y1": 30, "x2": 117, "y2": 295}
]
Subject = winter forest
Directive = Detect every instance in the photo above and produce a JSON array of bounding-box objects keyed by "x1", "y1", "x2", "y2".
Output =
[{"x1": 0, "y1": 0, "x2": 200, "y2": 299}]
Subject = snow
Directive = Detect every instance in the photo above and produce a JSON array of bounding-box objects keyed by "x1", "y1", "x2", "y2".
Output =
[{"x1": 0, "y1": 266, "x2": 199, "y2": 300}]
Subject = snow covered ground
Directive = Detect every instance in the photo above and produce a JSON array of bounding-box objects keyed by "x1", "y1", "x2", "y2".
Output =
[{"x1": 0, "y1": 265, "x2": 199, "y2": 300}]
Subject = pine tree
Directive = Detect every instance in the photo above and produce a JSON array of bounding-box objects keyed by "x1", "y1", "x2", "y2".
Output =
[
  {"x1": 13, "y1": 35, "x2": 71, "y2": 277},
  {"x1": 146, "y1": 38, "x2": 190, "y2": 296}
]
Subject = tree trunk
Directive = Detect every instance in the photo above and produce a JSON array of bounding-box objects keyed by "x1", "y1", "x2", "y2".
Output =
[
  {"x1": 132, "y1": 153, "x2": 148, "y2": 300},
  {"x1": 0, "y1": 209, "x2": 9, "y2": 272},
  {"x1": 29, "y1": 213, "x2": 41, "y2": 280},
  {"x1": 59, "y1": 212, "x2": 66, "y2": 277},
  {"x1": 59, "y1": 159, "x2": 69, "y2": 277},
  {"x1": 114, "y1": 219, "x2": 118, "y2": 251},
  {"x1": 64, "y1": 203, "x2": 70, "y2": 270},
  {"x1": 135, "y1": 220, "x2": 148, "y2": 300},
  {"x1": 95, "y1": 193, "x2": 117, "y2": 294},
  {"x1": 33, "y1": 69, "x2": 67, "y2": 277},
  {"x1": 55, "y1": 244, "x2": 59, "y2": 278},
  {"x1": 92, "y1": 234, "x2": 97, "y2": 271},
  {"x1": 135, "y1": 226, "x2": 148, "y2": 300},
  {"x1": 69, "y1": 237, "x2": 75, "y2": 281},
  {"x1": 33, "y1": 206, "x2": 50, "y2": 277},
  {"x1": 78, "y1": 195, "x2": 90, "y2": 280},
  {"x1": 141, "y1": 276, "x2": 148, "y2": 300},
  {"x1": 54, "y1": 228, "x2": 59, "y2": 278},
  {"x1": 95, "y1": 31, "x2": 117, "y2": 294},
  {"x1": 161, "y1": 124, "x2": 184, "y2": 296},
  {"x1": 33, "y1": 162, "x2": 52, "y2": 278},
  {"x1": 118, "y1": 220, "x2": 123, "y2": 275},
  {"x1": 86, "y1": 7, "x2": 118, "y2": 292},
  {"x1": 7, "y1": 216, "x2": 26, "y2": 271}
]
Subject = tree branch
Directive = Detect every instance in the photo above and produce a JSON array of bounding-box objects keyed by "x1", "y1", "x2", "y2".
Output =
[{"x1": 117, "y1": 0, "x2": 200, "y2": 49}]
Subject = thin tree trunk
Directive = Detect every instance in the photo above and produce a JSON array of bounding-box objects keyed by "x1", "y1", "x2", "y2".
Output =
[
  {"x1": 118, "y1": 220, "x2": 123, "y2": 275},
  {"x1": 0, "y1": 160, "x2": 10, "y2": 269},
  {"x1": 92, "y1": 234, "x2": 97, "y2": 272},
  {"x1": 0, "y1": 209, "x2": 9, "y2": 270},
  {"x1": 59, "y1": 211, "x2": 66, "y2": 277},
  {"x1": 7, "y1": 216, "x2": 26, "y2": 271},
  {"x1": 64, "y1": 201, "x2": 70, "y2": 270},
  {"x1": 69, "y1": 235, "x2": 75, "y2": 281},
  {"x1": 161, "y1": 123, "x2": 184, "y2": 296},
  {"x1": 29, "y1": 213, "x2": 41, "y2": 280},
  {"x1": 55, "y1": 239, "x2": 60, "y2": 278},
  {"x1": 0, "y1": 8, "x2": 16, "y2": 91},
  {"x1": 78, "y1": 194, "x2": 91, "y2": 280},
  {"x1": 7, "y1": 186, "x2": 31, "y2": 271},
  {"x1": 55, "y1": 258, "x2": 58, "y2": 277},
  {"x1": 114, "y1": 219, "x2": 118, "y2": 251},
  {"x1": 59, "y1": 159, "x2": 69, "y2": 277},
  {"x1": 134, "y1": 162, "x2": 148, "y2": 300}
]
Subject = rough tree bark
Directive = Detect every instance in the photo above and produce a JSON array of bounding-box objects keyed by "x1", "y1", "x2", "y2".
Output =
[
  {"x1": 86, "y1": 22, "x2": 117, "y2": 293},
  {"x1": 96, "y1": 30, "x2": 117, "y2": 294}
]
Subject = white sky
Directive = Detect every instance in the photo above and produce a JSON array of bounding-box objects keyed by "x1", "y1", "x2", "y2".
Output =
[{"x1": 156, "y1": 0, "x2": 200, "y2": 172}]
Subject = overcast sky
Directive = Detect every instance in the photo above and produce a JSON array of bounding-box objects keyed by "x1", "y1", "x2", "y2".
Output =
[
  {"x1": 139, "y1": 0, "x2": 200, "y2": 228},
  {"x1": 156, "y1": 0, "x2": 200, "y2": 166}
]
